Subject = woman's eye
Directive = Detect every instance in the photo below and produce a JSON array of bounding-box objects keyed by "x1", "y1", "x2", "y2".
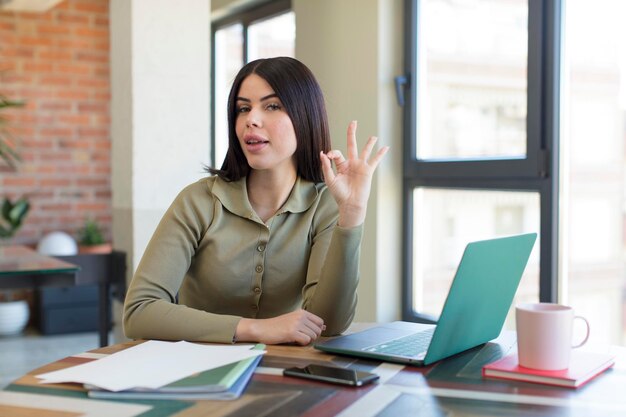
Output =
[
  {"x1": 266, "y1": 103, "x2": 281, "y2": 111},
  {"x1": 236, "y1": 106, "x2": 250, "y2": 113}
]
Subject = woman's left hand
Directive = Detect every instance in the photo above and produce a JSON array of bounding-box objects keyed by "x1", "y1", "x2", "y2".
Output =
[{"x1": 320, "y1": 120, "x2": 389, "y2": 228}]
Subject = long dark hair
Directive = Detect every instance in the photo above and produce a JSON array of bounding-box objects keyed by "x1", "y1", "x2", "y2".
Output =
[{"x1": 208, "y1": 57, "x2": 331, "y2": 183}]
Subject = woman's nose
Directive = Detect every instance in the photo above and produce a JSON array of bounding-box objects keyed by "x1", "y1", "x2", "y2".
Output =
[{"x1": 245, "y1": 108, "x2": 262, "y2": 128}]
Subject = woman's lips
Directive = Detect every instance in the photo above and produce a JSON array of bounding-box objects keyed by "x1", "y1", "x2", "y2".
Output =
[{"x1": 243, "y1": 134, "x2": 269, "y2": 152}]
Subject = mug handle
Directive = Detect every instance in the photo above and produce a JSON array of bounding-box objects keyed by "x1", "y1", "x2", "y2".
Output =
[{"x1": 572, "y1": 315, "x2": 590, "y2": 348}]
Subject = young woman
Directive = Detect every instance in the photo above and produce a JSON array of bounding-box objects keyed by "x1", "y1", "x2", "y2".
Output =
[{"x1": 123, "y1": 57, "x2": 388, "y2": 345}]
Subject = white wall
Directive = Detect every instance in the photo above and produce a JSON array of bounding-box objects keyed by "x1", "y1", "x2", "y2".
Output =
[
  {"x1": 292, "y1": 0, "x2": 403, "y2": 322},
  {"x1": 111, "y1": 0, "x2": 211, "y2": 273},
  {"x1": 110, "y1": 0, "x2": 211, "y2": 340}
]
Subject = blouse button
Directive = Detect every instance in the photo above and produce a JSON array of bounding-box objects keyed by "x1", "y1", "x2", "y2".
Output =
[
  {"x1": 257, "y1": 244, "x2": 265, "y2": 252},
  {"x1": 255, "y1": 265, "x2": 263, "y2": 273},
  {"x1": 254, "y1": 287, "x2": 261, "y2": 294}
]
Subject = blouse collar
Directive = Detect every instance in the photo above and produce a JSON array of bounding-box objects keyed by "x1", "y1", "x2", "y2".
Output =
[{"x1": 211, "y1": 175, "x2": 321, "y2": 220}]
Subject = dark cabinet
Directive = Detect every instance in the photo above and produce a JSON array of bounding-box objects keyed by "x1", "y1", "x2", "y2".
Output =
[
  {"x1": 37, "y1": 285, "x2": 102, "y2": 334},
  {"x1": 36, "y1": 251, "x2": 126, "y2": 344}
]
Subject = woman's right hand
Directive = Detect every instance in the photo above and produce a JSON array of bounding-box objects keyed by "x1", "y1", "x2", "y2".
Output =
[{"x1": 235, "y1": 309, "x2": 325, "y2": 345}]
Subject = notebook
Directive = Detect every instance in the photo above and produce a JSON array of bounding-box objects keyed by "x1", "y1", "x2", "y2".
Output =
[
  {"x1": 482, "y1": 350, "x2": 615, "y2": 388},
  {"x1": 315, "y1": 233, "x2": 537, "y2": 366},
  {"x1": 87, "y1": 352, "x2": 263, "y2": 400}
]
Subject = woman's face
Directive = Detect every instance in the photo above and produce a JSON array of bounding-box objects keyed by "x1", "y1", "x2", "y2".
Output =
[{"x1": 235, "y1": 74, "x2": 297, "y2": 177}]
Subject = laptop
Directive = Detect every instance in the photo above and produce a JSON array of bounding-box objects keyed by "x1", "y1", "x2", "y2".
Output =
[{"x1": 314, "y1": 233, "x2": 537, "y2": 366}]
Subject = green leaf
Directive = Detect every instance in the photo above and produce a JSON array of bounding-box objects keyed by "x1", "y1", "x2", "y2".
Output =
[
  {"x1": 0, "y1": 94, "x2": 25, "y2": 169},
  {"x1": 8, "y1": 199, "x2": 29, "y2": 224},
  {"x1": 0, "y1": 96, "x2": 25, "y2": 109},
  {"x1": 1, "y1": 198, "x2": 11, "y2": 219},
  {"x1": 0, "y1": 197, "x2": 30, "y2": 238}
]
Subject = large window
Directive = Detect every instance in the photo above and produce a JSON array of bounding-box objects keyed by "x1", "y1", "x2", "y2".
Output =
[
  {"x1": 405, "y1": 0, "x2": 626, "y2": 345},
  {"x1": 403, "y1": 0, "x2": 558, "y2": 328},
  {"x1": 211, "y1": 0, "x2": 295, "y2": 167}
]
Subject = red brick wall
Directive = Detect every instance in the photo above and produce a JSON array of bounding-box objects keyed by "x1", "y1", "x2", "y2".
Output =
[{"x1": 0, "y1": 0, "x2": 111, "y2": 246}]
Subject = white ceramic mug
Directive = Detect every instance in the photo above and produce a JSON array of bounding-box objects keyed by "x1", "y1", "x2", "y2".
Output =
[{"x1": 515, "y1": 303, "x2": 590, "y2": 370}]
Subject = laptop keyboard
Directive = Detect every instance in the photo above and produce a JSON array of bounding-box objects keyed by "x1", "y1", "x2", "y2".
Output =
[{"x1": 362, "y1": 328, "x2": 435, "y2": 358}]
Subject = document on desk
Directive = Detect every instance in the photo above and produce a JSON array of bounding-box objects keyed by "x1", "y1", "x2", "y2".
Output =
[{"x1": 36, "y1": 341, "x2": 266, "y2": 392}]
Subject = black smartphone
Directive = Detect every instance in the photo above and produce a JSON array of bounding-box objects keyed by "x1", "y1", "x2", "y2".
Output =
[{"x1": 283, "y1": 364, "x2": 379, "y2": 387}]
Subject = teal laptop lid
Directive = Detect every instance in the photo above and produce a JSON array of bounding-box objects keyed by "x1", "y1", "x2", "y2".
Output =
[
  {"x1": 314, "y1": 233, "x2": 537, "y2": 366},
  {"x1": 423, "y1": 232, "x2": 537, "y2": 364}
]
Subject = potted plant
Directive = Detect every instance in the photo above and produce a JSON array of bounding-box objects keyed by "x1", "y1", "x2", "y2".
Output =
[
  {"x1": 0, "y1": 289, "x2": 31, "y2": 336},
  {"x1": 0, "y1": 91, "x2": 29, "y2": 239},
  {"x1": 0, "y1": 91, "x2": 30, "y2": 239},
  {"x1": 0, "y1": 92, "x2": 32, "y2": 336},
  {"x1": 0, "y1": 197, "x2": 31, "y2": 336},
  {"x1": 77, "y1": 218, "x2": 112, "y2": 254}
]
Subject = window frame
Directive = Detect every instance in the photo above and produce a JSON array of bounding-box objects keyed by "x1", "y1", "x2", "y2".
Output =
[
  {"x1": 401, "y1": 0, "x2": 563, "y2": 323},
  {"x1": 210, "y1": 0, "x2": 292, "y2": 167}
]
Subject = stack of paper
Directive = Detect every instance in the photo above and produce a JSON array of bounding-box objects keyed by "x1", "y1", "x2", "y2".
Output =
[{"x1": 37, "y1": 341, "x2": 266, "y2": 400}]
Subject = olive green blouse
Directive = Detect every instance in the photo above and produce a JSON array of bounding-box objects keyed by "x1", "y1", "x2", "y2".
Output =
[{"x1": 123, "y1": 175, "x2": 362, "y2": 343}]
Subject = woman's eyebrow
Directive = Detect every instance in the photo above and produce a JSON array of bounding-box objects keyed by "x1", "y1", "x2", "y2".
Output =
[{"x1": 236, "y1": 93, "x2": 278, "y2": 102}]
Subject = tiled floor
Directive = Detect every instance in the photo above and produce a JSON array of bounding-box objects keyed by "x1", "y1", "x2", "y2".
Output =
[{"x1": 0, "y1": 329, "x2": 105, "y2": 388}]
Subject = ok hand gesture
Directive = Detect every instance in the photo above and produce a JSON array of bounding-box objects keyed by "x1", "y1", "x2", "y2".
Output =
[{"x1": 320, "y1": 121, "x2": 389, "y2": 228}]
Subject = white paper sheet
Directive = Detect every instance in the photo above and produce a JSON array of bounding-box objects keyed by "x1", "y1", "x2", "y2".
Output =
[{"x1": 36, "y1": 341, "x2": 265, "y2": 392}]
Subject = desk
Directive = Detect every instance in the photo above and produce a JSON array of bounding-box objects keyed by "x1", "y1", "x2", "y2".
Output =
[
  {"x1": 1, "y1": 331, "x2": 625, "y2": 417},
  {"x1": 0, "y1": 245, "x2": 79, "y2": 288},
  {"x1": 0, "y1": 245, "x2": 126, "y2": 347}
]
